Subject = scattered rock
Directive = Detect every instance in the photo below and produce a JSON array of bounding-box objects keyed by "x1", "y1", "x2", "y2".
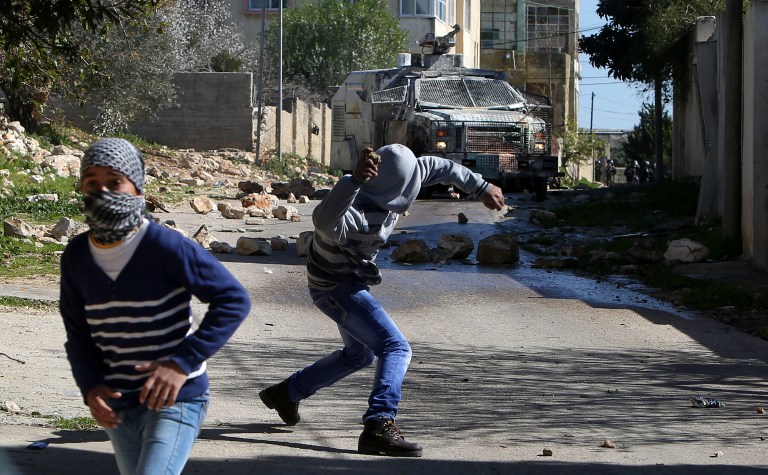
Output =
[
  {"x1": 273, "y1": 205, "x2": 298, "y2": 221},
  {"x1": 190, "y1": 196, "x2": 216, "y2": 214},
  {"x1": 4, "y1": 217, "x2": 35, "y2": 238},
  {"x1": 476, "y1": 233, "x2": 519, "y2": 264},
  {"x1": 600, "y1": 439, "x2": 616, "y2": 449},
  {"x1": 437, "y1": 233, "x2": 474, "y2": 259},
  {"x1": 664, "y1": 238, "x2": 709, "y2": 263},
  {"x1": 542, "y1": 448, "x2": 553, "y2": 456},
  {"x1": 457, "y1": 212, "x2": 469, "y2": 224},
  {"x1": 392, "y1": 239, "x2": 430, "y2": 263},
  {"x1": 270, "y1": 237, "x2": 289, "y2": 251},
  {"x1": 235, "y1": 237, "x2": 272, "y2": 256},
  {"x1": 530, "y1": 209, "x2": 557, "y2": 225},
  {"x1": 296, "y1": 231, "x2": 314, "y2": 257}
]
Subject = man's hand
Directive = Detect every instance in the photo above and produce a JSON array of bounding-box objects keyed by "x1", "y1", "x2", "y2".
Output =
[
  {"x1": 136, "y1": 360, "x2": 188, "y2": 411},
  {"x1": 85, "y1": 384, "x2": 123, "y2": 429},
  {"x1": 480, "y1": 184, "x2": 505, "y2": 211},
  {"x1": 353, "y1": 147, "x2": 380, "y2": 184}
]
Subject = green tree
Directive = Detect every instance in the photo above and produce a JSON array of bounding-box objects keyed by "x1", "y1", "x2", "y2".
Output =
[
  {"x1": 559, "y1": 120, "x2": 605, "y2": 183},
  {"x1": 579, "y1": 0, "x2": 725, "y2": 182},
  {"x1": 56, "y1": 0, "x2": 256, "y2": 134},
  {"x1": 623, "y1": 102, "x2": 672, "y2": 170},
  {"x1": 0, "y1": 1, "x2": 158, "y2": 131},
  {"x1": 264, "y1": 0, "x2": 407, "y2": 101}
]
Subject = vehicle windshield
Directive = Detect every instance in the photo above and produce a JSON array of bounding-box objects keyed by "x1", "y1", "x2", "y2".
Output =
[{"x1": 416, "y1": 78, "x2": 526, "y2": 109}]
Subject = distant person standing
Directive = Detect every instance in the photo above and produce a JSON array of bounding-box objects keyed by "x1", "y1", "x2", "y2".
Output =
[
  {"x1": 605, "y1": 159, "x2": 616, "y2": 187},
  {"x1": 259, "y1": 144, "x2": 505, "y2": 457},
  {"x1": 59, "y1": 138, "x2": 251, "y2": 475},
  {"x1": 624, "y1": 160, "x2": 638, "y2": 184}
]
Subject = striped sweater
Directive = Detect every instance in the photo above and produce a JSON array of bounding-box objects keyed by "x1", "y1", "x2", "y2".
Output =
[
  {"x1": 307, "y1": 154, "x2": 489, "y2": 289},
  {"x1": 59, "y1": 220, "x2": 251, "y2": 404}
]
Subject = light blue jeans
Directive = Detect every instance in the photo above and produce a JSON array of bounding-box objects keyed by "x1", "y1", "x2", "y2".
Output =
[
  {"x1": 290, "y1": 284, "x2": 412, "y2": 421},
  {"x1": 104, "y1": 391, "x2": 209, "y2": 475}
]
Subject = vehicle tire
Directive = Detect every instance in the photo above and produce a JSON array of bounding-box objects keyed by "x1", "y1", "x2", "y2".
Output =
[{"x1": 533, "y1": 177, "x2": 547, "y2": 202}]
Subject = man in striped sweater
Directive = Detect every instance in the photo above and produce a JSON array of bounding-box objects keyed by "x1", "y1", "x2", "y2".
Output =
[
  {"x1": 59, "y1": 138, "x2": 251, "y2": 475},
  {"x1": 259, "y1": 144, "x2": 504, "y2": 457}
]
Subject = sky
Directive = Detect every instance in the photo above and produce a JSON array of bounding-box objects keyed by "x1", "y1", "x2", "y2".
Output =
[{"x1": 577, "y1": 0, "x2": 650, "y2": 131}]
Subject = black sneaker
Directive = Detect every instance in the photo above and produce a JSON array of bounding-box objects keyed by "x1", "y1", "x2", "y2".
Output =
[
  {"x1": 358, "y1": 418, "x2": 423, "y2": 457},
  {"x1": 259, "y1": 380, "x2": 300, "y2": 426}
]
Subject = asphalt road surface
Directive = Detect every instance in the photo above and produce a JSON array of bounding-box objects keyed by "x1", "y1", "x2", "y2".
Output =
[{"x1": 2, "y1": 193, "x2": 767, "y2": 474}]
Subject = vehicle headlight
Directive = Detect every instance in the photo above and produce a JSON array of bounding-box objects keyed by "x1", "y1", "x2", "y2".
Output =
[
  {"x1": 534, "y1": 143, "x2": 545, "y2": 152},
  {"x1": 435, "y1": 141, "x2": 447, "y2": 151}
]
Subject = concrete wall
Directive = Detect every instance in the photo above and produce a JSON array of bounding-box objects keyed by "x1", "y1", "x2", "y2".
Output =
[
  {"x1": 258, "y1": 98, "x2": 331, "y2": 163},
  {"x1": 742, "y1": 0, "x2": 768, "y2": 269},
  {"x1": 55, "y1": 72, "x2": 333, "y2": 165},
  {"x1": 675, "y1": 3, "x2": 768, "y2": 270},
  {"x1": 131, "y1": 73, "x2": 255, "y2": 151}
]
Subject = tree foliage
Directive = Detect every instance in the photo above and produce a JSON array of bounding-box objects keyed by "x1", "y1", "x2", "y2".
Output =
[
  {"x1": 579, "y1": 0, "x2": 725, "y2": 87},
  {"x1": 578, "y1": 0, "x2": 725, "y2": 182},
  {"x1": 264, "y1": 0, "x2": 407, "y2": 102},
  {"x1": 559, "y1": 120, "x2": 606, "y2": 181},
  {"x1": 0, "y1": 1, "x2": 159, "y2": 130},
  {"x1": 623, "y1": 102, "x2": 672, "y2": 168},
  {"x1": 55, "y1": 0, "x2": 257, "y2": 134}
]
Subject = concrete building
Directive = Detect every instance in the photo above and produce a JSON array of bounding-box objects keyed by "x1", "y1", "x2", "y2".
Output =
[{"x1": 479, "y1": 0, "x2": 579, "y2": 137}]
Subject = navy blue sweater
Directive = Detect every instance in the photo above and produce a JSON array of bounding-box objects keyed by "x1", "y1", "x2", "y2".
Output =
[{"x1": 60, "y1": 221, "x2": 251, "y2": 404}]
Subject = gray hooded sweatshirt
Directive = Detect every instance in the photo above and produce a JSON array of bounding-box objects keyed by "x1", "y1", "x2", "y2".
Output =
[{"x1": 306, "y1": 144, "x2": 490, "y2": 290}]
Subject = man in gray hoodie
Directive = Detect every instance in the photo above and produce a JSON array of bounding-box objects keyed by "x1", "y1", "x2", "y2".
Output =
[{"x1": 259, "y1": 144, "x2": 505, "y2": 457}]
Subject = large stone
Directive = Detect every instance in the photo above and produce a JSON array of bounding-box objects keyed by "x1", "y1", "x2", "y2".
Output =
[
  {"x1": 238, "y1": 180, "x2": 264, "y2": 194},
  {"x1": 236, "y1": 237, "x2": 272, "y2": 256},
  {"x1": 243, "y1": 192, "x2": 279, "y2": 212},
  {"x1": 190, "y1": 196, "x2": 216, "y2": 214},
  {"x1": 209, "y1": 241, "x2": 234, "y2": 254},
  {"x1": 476, "y1": 234, "x2": 520, "y2": 264},
  {"x1": 49, "y1": 217, "x2": 87, "y2": 241},
  {"x1": 192, "y1": 224, "x2": 215, "y2": 248},
  {"x1": 288, "y1": 178, "x2": 316, "y2": 198},
  {"x1": 221, "y1": 206, "x2": 246, "y2": 219},
  {"x1": 4, "y1": 217, "x2": 35, "y2": 238},
  {"x1": 270, "y1": 237, "x2": 289, "y2": 251},
  {"x1": 273, "y1": 205, "x2": 298, "y2": 220},
  {"x1": 392, "y1": 239, "x2": 430, "y2": 263},
  {"x1": 296, "y1": 230, "x2": 314, "y2": 256},
  {"x1": 665, "y1": 238, "x2": 709, "y2": 263},
  {"x1": 437, "y1": 233, "x2": 474, "y2": 259},
  {"x1": 530, "y1": 209, "x2": 557, "y2": 225}
]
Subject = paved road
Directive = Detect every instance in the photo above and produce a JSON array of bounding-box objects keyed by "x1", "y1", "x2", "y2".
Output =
[{"x1": 2, "y1": 194, "x2": 767, "y2": 474}]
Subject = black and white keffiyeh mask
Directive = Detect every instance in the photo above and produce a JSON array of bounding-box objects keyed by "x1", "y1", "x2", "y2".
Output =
[
  {"x1": 80, "y1": 138, "x2": 147, "y2": 245},
  {"x1": 83, "y1": 190, "x2": 146, "y2": 245}
]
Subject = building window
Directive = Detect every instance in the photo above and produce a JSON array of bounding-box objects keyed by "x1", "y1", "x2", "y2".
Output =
[
  {"x1": 480, "y1": 0, "x2": 516, "y2": 50},
  {"x1": 464, "y1": 0, "x2": 471, "y2": 32},
  {"x1": 401, "y1": 0, "x2": 433, "y2": 16},
  {"x1": 248, "y1": 0, "x2": 287, "y2": 10},
  {"x1": 526, "y1": 6, "x2": 569, "y2": 52},
  {"x1": 437, "y1": 0, "x2": 447, "y2": 21}
]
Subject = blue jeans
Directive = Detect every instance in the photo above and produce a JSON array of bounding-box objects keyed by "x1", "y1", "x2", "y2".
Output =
[
  {"x1": 104, "y1": 391, "x2": 209, "y2": 475},
  {"x1": 289, "y1": 284, "x2": 412, "y2": 421}
]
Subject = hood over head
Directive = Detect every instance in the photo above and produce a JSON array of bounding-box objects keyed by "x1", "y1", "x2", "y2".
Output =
[{"x1": 359, "y1": 144, "x2": 422, "y2": 213}]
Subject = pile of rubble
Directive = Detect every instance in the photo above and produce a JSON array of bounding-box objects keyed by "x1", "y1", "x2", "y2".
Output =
[{"x1": 0, "y1": 115, "x2": 340, "y2": 253}]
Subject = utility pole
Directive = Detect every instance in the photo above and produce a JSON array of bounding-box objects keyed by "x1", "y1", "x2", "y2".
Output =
[
  {"x1": 590, "y1": 92, "x2": 596, "y2": 181},
  {"x1": 278, "y1": 0, "x2": 283, "y2": 162},
  {"x1": 255, "y1": 0, "x2": 267, "y2": 164}
]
